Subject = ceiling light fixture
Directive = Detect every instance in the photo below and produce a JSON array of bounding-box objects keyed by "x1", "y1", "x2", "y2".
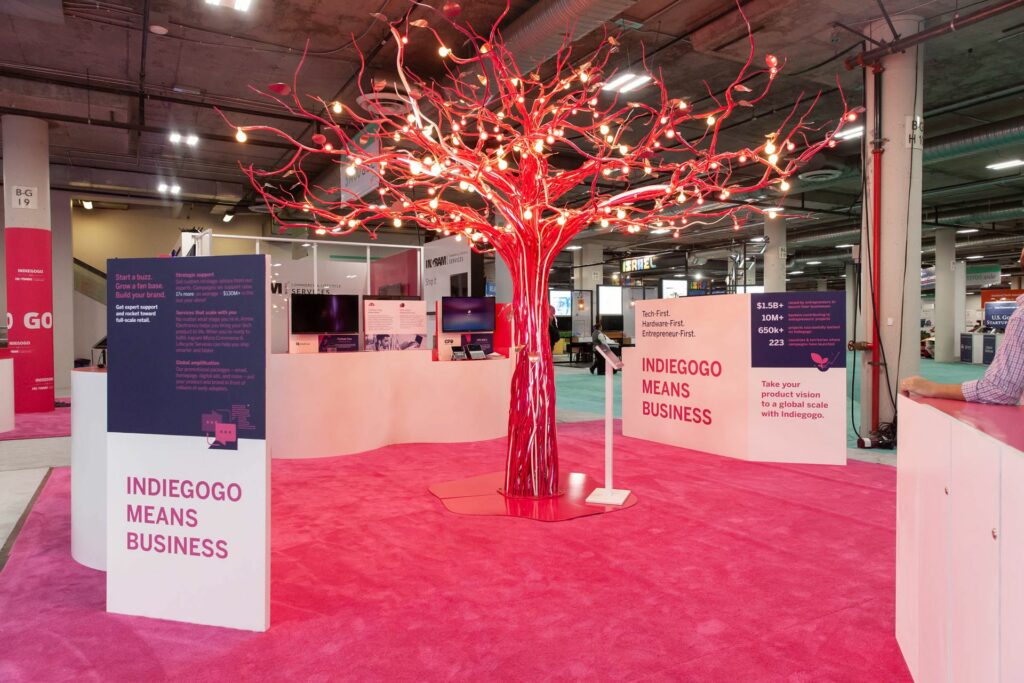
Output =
[
  {"x1": 618, "y1": 74, "x2": 652, "y2": 93},
  {"x1": 806, "y1": 260, "x2": 822, "y2": 265},
  {"x1": 223, "y1": 211, "x2": 234, "y2": 223},
  {"x1": 185, "y1": 134, "x2": 199, "y2": 146},
  {"x1": 835, "y1": 243, "x2": 854, "y2": 249},
  {"x1": 170, "y1": 185, "x2": 181, "y2": 195},
  {"x1": 205, "y1": 0, "x2": 250, "y2": 10},
  {"x1": 82, "y1": 200, "x2": 94, "y2": 210},
  {"x1": 650, "y1": 228, "x2": 671, "y2": 235},
  {"x1": 168, "y1": 131, "x2": 181, "y2": 143},
  {"x1": 957, "y1": 228, "x2": 979, "y2": 234},
  {"x1": 602, "y1": 72, "x2": 638, "y2": 91},
  {"x1": 834, "y1": 125, "x2": 864, "y2": 141},
  {"x1": 750, "y1": 236, "x2": 765, "y2": 242},
  {"x1": 966, "y1": 255, "x2": 984, "y2": 260},
  {"x1": 157, "y1": 182, "x2": 168, "y2": 193},
  {"x1": 565, "y1": 245, "x2": 582, "y2": 251},
  {"x1": 985, "y1": 159, "x2": 1024, "y2": 171},
  {"x1": 789, "y1": 270, "x2": 804, "y2": 275}
]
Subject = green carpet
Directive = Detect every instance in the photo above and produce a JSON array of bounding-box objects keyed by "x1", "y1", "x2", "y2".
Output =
[{"x1": 554, "y1": 353, "x2": 988, "y2": 456}]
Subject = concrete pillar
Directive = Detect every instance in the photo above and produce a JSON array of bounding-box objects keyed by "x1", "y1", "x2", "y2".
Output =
[
  {"x1": 933, "y1": 229, "x2": 957, "y2": 362},
  {"x1": 51, "y1": 191, "x2": 74, "y2": 394},
  {"x1": 1011, "y1": 275, "x2": 1024, "y2": 290},
  {"x1": 3, "y1": 116, "x2": 55, "y2": 412},
  {"x1": 495, "y1": 254, "x2": 513, "y2": 304},
  {"x1": 859, "y1": 15, "x2": 924, "y2": 434},
  {"x1": 954, "y1": 261, "x2": 967, "y2": 335},
  {"x1": 763, "y1": 215, "x2": 786, "y2": 292},
  {"x1": 845, "y1": 262, "x2": 860, "y2": 342},
  {"x1": 573, "y1": 243, "x2": 604, "y2": 295},
  {"x1": 816, "y1": 278, "x2": 828, "y2": 292}
]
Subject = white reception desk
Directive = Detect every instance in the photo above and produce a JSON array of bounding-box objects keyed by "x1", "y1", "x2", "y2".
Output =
[
  {"x1": 896, "y1": 394, "x2": 1024, "y2": 682},
  {"x1": 267, "y1": 350, "x2": 513, "y2": 458}
]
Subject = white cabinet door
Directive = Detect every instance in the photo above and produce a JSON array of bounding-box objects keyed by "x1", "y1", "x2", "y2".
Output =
[
  {"x1": 949, "y1": 422, "x2": 1001, "y2": 683},
  {"x1": 1001, "y1": 449, "x2": 1024, "y2": 681}
]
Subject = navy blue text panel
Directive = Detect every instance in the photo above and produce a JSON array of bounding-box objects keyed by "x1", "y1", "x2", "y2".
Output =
[
  {"x1": 107, "y1": 255, "x2": 267, "y2": 439},
  {"x1": 751, "y1": 292, "x2": 846, "y2": 370}
]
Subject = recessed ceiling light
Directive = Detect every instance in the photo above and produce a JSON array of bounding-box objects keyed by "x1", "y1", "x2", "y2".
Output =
[
  {"x1": 835, "y1": 125, "x2": 864, "y2": 141},
  {"x1": 565, "y1": 245, "x2": 582, "y2": 251},
  {"x1": 806, "y1": 260, "x2": 822, "y2": 265},
  {"x1": 185, "y1": 134, "x2": 199, "y2": 146},
  {"x1": 789, "y1": 270, "x2": 804, "y2": 275},
  {"x1": 985, "y1": 159, "x2": 1024, "y2": 170},
  {"x1": 222, "y1": 212, "x2": 234, "y2": 223},
  {"x1": 157, "y1": 182, "x2": 168, "y2": 193},
  {"x1": 170, "y1": 184, "x2": 181, "y2": 195},
  {"x1": 966, "y1": 255, "x2": 984, "y2": 260},
  {"x1": 168, "y1": 131, "x2": 181, "y2": 143},
  {"x1": 82, "y1": 200, "x2": 93, "y2": 210},
  {"x1": 835, "y1": 243, "x2": 854, "y2": 249},
  {"x1": 957, "y1": 228, "x2": 980, "y2": 234}
]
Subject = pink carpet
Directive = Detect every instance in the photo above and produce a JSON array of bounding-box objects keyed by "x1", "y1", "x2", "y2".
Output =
[
  {"x1": 0, "y1": 421, "x2": 910, "y2": 681},
  {"x1": 0, "y1": 403, "x2": 71, "y2": 440}
]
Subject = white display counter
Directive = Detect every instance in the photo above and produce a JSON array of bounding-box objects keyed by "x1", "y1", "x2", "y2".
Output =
[
  {"x1": 267, "y1": 351, "x2": 513, "y2": 458},
  {"x1": 70, "y1": 367, "x2": 107, "y2": 570},
  {"x1": 0, "y1": 356, "x2": 13, "y2": 433},
  {"x1": 896, "y1": 394, "x2": 1024, "y2": 682}
]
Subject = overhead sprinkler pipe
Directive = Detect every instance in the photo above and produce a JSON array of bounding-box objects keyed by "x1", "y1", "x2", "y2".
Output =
[{"x1": 845, "y1": 0, "x2": 1024, "y2": 70}]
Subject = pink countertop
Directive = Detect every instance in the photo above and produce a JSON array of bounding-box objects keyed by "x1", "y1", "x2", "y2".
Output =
[{"x1": 912, "y1": 395, "x2": 1024, "y2": 454}]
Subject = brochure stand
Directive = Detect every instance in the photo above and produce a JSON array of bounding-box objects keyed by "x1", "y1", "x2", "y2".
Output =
[{"x1": 586, "y1": 343, "x2": 631, "y2": 506}]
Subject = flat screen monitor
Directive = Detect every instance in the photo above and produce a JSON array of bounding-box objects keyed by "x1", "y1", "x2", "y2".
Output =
[
  {"x1": 441, "y1": 296, "x2": 496, "y2": 333},
  {"x1": 291, "y1": 294, "x2": 360, "y2": 334},
  {"x1": 549, "y1": 289, "x2": 572, "y2": 317}
]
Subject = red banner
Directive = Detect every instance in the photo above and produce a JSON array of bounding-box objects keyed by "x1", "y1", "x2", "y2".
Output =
[
  {"x1": 5, "y1": 226, "x2": 54, "y2": 412},
  {"x1": 981, "y1": 289, "x2": 1024, "y2": 307}
]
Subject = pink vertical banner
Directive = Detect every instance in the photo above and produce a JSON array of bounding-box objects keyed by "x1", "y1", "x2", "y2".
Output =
[{"x1": 5, "y1": 226, "x2": 54, "y2": 412}]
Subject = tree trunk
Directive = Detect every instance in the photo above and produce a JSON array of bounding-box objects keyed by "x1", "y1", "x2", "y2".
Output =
[{"x1": 503, "y1": 269, "x2": 559, "y2": 498}]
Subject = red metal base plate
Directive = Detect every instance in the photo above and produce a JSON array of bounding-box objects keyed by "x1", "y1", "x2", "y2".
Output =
[{"x1": 429, "y1": 471, "x2": 638, "y2": 522}]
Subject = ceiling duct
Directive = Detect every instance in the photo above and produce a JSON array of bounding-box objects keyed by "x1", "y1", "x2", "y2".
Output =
[
  {"x1": 496, "y1": 0, "x2": 640, "y2": 76},
  {"x1": 924, "y1": 117, "x2": 1024, "y2": 165},
  {"x1": 935, "y1": 200, "x2": 1024, "y2": 225}
]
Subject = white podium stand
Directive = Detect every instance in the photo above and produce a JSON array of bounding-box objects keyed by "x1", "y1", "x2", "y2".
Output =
[
  {"x1": 71, "y1": 367, "x2": 107, "y2": 570},
  {"x1": 586, "y1": 343, "x2": 631, "y2": 506}
]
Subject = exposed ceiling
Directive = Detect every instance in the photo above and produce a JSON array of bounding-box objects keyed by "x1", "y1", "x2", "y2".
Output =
[{"x1": 1, "y1": 0, "x2": 1022, "y2": 289}]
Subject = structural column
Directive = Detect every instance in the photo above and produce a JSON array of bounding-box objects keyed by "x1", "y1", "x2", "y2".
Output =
[
  {"x1": 763, "y1": 214, "x2": 786, "y2": 292},
  {"x1": 816, "y1": 278, "x2": 828, "y2": 292},
  {"x1": 845, "y1": 261, "x2": 860, "y2": 343},
  {"x1": 859, "y1": 15, "x2": 924, "y2": 434},
  {"x1": 933, "y1": 229, "x2": 957, "y2": 362},
  {"x1": 2, "y1": 116, "x2": 54, "y2": 413}
]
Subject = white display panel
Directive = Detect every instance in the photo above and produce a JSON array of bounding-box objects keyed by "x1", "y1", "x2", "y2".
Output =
[
  {"x1": 363, "y1": 299, "x2": 427, "y2": 350},
  {"x1": 598, "y1": 285, "x2": 622, "y2": 315},
  {"x1": 661, "y1": 279, "x2": 688, "y2": 298}
]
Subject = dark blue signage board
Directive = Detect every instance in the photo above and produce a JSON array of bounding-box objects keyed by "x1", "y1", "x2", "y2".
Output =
[
  {"x1": 107, "y1": 255, "x2": 267, "y2": 442},
  {"x1": 982, "y1": 334, "x2": 997, "y2": 365},
  {"x1": 750, "y1": 292, "x2": 846, "y2": 370},
  {"x1": 960, "y1": 333, "x2": 973, "y2": 363},
  {"x1": 984, "y1": 301, "x2": 1016, "y2": 330}
]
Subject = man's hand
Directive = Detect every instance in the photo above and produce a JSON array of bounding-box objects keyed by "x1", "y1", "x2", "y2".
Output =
[{"x1": 899, "y1": 376, "x2": 935, "y2": 397}]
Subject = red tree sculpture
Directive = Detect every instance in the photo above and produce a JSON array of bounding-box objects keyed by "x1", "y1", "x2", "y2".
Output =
[{"x1": 225, "y1": 3, "x2": 851, "y2": 498}]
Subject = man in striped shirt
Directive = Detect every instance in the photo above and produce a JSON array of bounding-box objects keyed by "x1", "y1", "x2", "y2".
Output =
[{"x1": 900, "y1": 247, "x2": 1024, "y2": 405}]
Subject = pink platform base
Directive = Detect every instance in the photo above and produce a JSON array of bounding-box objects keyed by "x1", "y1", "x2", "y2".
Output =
[
  {"x1": 0, "y1": 420, "x2": 910, "y2": 681},
  {"x1": 429, "y1": 471, "x2": 638, "y2": 521}
]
